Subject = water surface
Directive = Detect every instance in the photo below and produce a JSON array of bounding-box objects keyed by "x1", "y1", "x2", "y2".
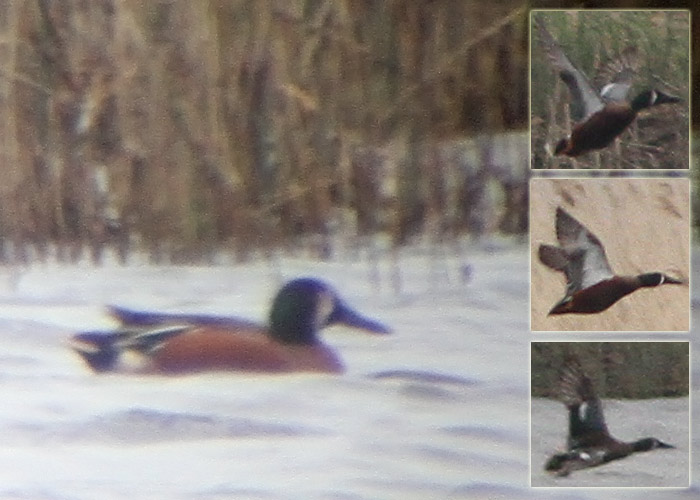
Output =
[{"x1": 0, "y1": 246, "x2": 694, "y2": 499}]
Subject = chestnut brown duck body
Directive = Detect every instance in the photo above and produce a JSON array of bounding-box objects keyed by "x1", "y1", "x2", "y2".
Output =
[{"x1": 554, "y1": 90, "x2": 681, "y2": 157}]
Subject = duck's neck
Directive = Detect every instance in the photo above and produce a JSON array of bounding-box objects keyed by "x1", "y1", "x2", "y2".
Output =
[
  {"x1": 268, "y1": 292, "x2": 320, "y2": 345},
  {"x1": 268, "y1": 320, "x2": 318, "y2": 345},
  {"x1": 630, "y1": 91, "x2": 653, "y2": 111}
]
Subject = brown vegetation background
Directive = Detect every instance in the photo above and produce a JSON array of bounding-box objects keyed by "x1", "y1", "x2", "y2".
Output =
[
  {"x1": 1, "y1": 1, "x2": 698, "y2": 268},
  {"x1": 531, "y1": 0, "x2": 699, "y2": 113},
  {"x1": 531, "y1": 341, "x2": 689, "y2": 398},
  {"x1": 530, "y1": 177, "x2": 690, "y2": 331},
  {"x1": 0, "y1": 0, "x2": 531, "y2": 266}
]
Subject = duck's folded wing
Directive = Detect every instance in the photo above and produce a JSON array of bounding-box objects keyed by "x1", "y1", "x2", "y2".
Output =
[{"x1": 108, "y1": 305, "x2": 260, "y2": 330}]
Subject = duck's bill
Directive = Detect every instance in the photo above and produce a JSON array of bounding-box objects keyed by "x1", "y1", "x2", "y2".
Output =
[
  {"x1": 332, "y1": 302, "x2": 392, "y2": 334},
  {"x1": 655, "y1": 91, "x2": 681, "y2": 104},
  {"x1": 663, "y1": 275, "x2": 685, "y2": 285}
]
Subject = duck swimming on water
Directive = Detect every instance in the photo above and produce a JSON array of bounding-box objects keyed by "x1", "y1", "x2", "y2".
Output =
[{"x1": 70, "y1": 278, "x2": 391, "y2": 374}]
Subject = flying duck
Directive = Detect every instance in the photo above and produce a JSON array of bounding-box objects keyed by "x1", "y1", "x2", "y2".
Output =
[
  {"x1": 545, "y1": 355, "x2": 674, "y2": 477},
  {"x1": 538, "y1": 207, "x2": 683, "y2": 315},
  {"x1": 535, "y1": 17, "x2": 680, "y2": 158}
]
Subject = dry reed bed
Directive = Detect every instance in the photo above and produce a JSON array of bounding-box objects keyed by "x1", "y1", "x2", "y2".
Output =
[{"x1": 0, "y1": 0, "x2": 528, "y2": 265}]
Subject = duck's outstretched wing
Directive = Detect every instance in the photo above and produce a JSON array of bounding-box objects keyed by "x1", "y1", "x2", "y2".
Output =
[
  {"x1": 559, "y1": 355, "x2": 609, "y2": 443},
  {"x1": 554, "y1": 207, "x2": 614, "y2": 291},
  {"x1": 539, "y1": 244, "x2": 586, "y2": 296},
  {"x1": 596, "y1": 46, "x2": 639, "y2": 102},
  {"x1": 534, "y1": 16, "x2": 604, "y2": 122},
  {"x1": 544, "y1": 355, "x2": 612, "y2": 476},
  {"x1": 538, "y1": 208, "x2": 614, "y2": 295}
]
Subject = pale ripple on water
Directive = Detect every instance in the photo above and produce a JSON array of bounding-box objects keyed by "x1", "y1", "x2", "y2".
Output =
[
  {"x1": 440, "y1": 424, "x2": 526, "y2": 445},
  {"x1": 10, "y1": 408, "x2": 326, "y2": 445},
  {"x1": 370, "y1": 369, "x2": 480, "y2": 401},
  {"x1": 370, "y1": 369, "x2": 480, "y2": 387}
]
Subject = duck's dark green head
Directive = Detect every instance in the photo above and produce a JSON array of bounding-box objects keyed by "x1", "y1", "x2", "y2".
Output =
[
  {"x1": 637, "y1": 272, "x2": 684, "y2": 287},
  {"x1": 632, "y1": 437, "x2": 674, "y2": 452},
  {"x1": 268, "y1": 278, "x2": 391, "y2": 345},
  {"x1": 630, "y1": 89, "x2": 681, "y2": 111}
]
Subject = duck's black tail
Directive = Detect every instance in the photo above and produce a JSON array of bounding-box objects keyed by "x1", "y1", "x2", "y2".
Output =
[
  {"x1": 69, "y1": 331, "x2": 126, "y2": 372},
  {"x1": 69, "y1": 325, "x2": 191, "y2": 373}
]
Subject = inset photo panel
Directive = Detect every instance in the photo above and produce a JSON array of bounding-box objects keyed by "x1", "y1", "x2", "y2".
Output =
[
  {"x1": 530, "y1": 9, "x2": 690, "y2": 170},
  {"x1": 530, "y1": 177, "x2": 690, "y2": 332},
  {"x1": 531, "y1": 341, "x2": 690, "y2": 487}
]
